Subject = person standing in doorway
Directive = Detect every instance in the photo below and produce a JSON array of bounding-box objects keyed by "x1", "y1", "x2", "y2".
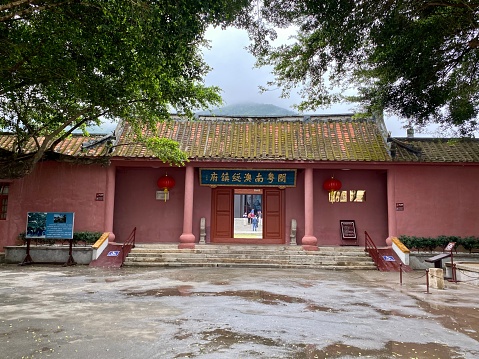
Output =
[{"x1": 252, "y1": 215, "x2": 258, "y2": 231}]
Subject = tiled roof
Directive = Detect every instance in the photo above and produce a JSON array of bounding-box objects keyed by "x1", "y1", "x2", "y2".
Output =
[
  {"x1": 114, "y1": 116, "x2": 391, "y2": 162},
  {"x1": 3, "y1": 119, "x2": 479, "y2": 164},
  {"x1": 0, "y1": 133, "x2": 111, "y2": 157},
  {"x1": 390, "y1": 137, "x2": 479, "y2": 162}
]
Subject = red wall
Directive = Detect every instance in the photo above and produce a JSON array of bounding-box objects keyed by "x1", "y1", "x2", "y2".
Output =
[
  {"x1": 113, "y1": 166, "x2": 186, "y2": 243},
  {"x1": 6, "y1": 160, "x2": 475, "y2": 251},
  {"x1": 390, "y1": 165, "x2": 479, "y2": 238},
  {"x1": 283, "y1": 169, "x2": 388, "y2": 246},
  {"x1": 112, "y1": 165, "x2": 389, "y2": 246},
  {"x1": 0, "y1": 162, "x2": 109, "y2": 248}
]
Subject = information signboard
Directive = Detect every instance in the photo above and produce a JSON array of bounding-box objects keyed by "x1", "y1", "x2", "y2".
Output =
[{"x1": 26, "y1": 212, "x2": 75, "y2": 239}]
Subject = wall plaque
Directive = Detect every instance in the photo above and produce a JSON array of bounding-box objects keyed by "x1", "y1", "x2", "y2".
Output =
[
  {"x1": 199, "y1": 169, "x2": 296, "y2": 187},
  {"x1": 340, "y1": 220, "x2": 357, "y2": 240}
]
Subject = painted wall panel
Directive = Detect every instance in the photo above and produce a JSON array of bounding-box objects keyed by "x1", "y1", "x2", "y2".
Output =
[
  {"x1": 391, "y1": 165, "x2": 479, "y2": 237},
  {"x1": 313, "y1": 170, "x2": 389, "y2": 246},
  {"x1": 0, "y1": 162, "x2": 108, "y2": 248},
  {"x1": 113, "y1": 166, "x2": 185, "y2": 243}
]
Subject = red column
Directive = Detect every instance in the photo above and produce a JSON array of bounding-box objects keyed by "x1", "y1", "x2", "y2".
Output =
[
  {"x1": 179, "y1": 165, "x2": 195, "y2": 249},
  {"x1": 104, "y1": 165, "x2": 116, "y2": 242},
  {"x1": 387, "y1": 168, "x2": 397, "y2": 238},
  {"x1": 302, "y1": 168, "x2": 318, "y2": 251}
]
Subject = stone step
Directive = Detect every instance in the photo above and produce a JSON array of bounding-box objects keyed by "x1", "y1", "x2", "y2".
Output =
[
  {"x1": 122, "y1": 261, "x2": 376, "y2": 270},
  {"x1": 126, "y1": 253, "x2": 373, "y2": 263},
  {"x1": 127, "y1": 255, "x2": 371, "y2": 264},
  {"x1": 123, "y1": 244, "x2": 376, "y2": 269},
  {"x1": 133, "y1": 244, "x2": 365, "y2": 252},
  {"x1": 131, "y1": 245, "x2": 366, "y2": 256}
]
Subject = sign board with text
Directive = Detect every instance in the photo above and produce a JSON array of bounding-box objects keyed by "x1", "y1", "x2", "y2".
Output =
[
  {"x1": 340, "y1": 220, "x2": 357, "y2": 240},
  {"x1": 199, "y1": 169, "x2": 296, "y2": 187},
  {"x1": 26, "y1": 212, "x2": 75, "y2": 239}
]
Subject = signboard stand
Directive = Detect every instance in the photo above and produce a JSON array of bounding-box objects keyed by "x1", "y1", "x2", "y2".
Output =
[
  {"x1": 20, "y1": 237, "x2": 34, "y2": 266},
  {"x1": 23, "y1": 212, "x2": 76, "y2": 266},
  {"x1": 64, "y1": 239, "x2": 77, "y2": 266},
  {"x1": 340, "y1": 220, "x2": 358, "y2": 246}
]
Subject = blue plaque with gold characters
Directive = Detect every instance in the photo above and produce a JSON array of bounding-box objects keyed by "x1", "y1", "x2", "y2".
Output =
[{"x1": 200, "y1": 169, "x2": 296, "y2": 187}]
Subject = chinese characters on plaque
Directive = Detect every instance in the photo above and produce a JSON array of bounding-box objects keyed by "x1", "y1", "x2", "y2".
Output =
[{"x1": 200, "y1": 169, "x2": 296, "y2": 187}]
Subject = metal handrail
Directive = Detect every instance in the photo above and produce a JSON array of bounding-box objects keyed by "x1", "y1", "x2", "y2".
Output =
[
  {"x1": 121, "y1": 227, "x2": 136, "y2": 265},
  {"x1": 364, "y1": 231, "x2": 383, "y2": 270}
]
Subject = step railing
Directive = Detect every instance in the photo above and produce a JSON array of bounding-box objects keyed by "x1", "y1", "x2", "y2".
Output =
[
  {"x1": 364, "y1": 231, "x2": 383, "y2": 270},
  {"x1": 121, "y1": 227, "x2": 137, "y2": 265}
]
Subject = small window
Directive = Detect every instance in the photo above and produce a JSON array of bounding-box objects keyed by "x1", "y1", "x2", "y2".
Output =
[{"x1": 0, "y1": 183, "x2": 9, "y2": 220}]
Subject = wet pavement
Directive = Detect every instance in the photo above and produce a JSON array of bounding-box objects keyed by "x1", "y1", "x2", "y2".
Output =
[{"x1": 0, "y1": 265, "x2": 478, "y2": 359}]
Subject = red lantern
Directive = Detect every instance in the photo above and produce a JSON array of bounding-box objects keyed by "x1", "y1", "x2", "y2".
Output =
[
  {"x1": 323, "y1": 176, "x2": 342, "y2": 193},
  {"x1": 157, "y1": 174, "x2": 176, "y2": 202}
]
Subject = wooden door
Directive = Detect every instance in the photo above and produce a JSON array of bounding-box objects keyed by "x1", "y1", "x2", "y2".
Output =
[
  {"x1": 212, "y1": 188, "x2": 233, "y2": 240},
  {"x1": 263, "y1": 188, "x2": 284, "y2": 241},
  {"x1": 211, "y1": 187, "x2": 284, "y2": 244}
]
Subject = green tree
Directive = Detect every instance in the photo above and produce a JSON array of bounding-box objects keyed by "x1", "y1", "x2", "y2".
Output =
[
  {"x1": 246, "y1": 0, "x2": 479, "y2": 135},
  {"x1": 0, "y1": 0, "x2": 250, "y2": 178}
]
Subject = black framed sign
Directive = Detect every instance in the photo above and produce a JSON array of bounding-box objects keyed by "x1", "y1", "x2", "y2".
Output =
[{"x1": 340, "y1": 220, "x2": 357, "y2": 240}]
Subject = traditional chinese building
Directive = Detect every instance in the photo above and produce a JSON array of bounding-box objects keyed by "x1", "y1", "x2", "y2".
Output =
[{"x1": 1, "y1": 114, "x2": 479, "y2": 252}]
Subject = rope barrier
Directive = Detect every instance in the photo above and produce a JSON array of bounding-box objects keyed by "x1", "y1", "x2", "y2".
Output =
[
  {"x1": 396, "y1": 260, "x2": 479, "y2": 289},
  {"x1": 456, "y1": 268, "x2": 479, "y2": 282},
  {"x1": 401, "y1": 270, "x2": 428, "y2": 280}
]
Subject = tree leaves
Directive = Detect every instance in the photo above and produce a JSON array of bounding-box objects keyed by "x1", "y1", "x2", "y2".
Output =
[
  {"x1": 0, "y1": 0, "x2": 250, "y2": 178},
  {"x1": 245, "y1": 0, "x2": 479, "y2": 136}
]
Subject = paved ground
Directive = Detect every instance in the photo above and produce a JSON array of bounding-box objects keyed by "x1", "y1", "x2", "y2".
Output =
[{"x1": 0, "y1": 264, "x2": 478, "y2": 359}]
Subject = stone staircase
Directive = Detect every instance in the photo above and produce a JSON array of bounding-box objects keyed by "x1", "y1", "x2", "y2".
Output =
[{"x1": 123, "y1": 244, "x2": 377, "y2": 270}]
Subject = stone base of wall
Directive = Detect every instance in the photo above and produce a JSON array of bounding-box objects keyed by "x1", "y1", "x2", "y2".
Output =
[{"x1": 4, "y1": 246, "x2": 93, "y2": 265}]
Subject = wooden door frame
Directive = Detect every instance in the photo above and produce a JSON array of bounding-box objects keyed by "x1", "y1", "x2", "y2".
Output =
[{"x1": 211, "y1": 187, "x2": 285, "y2": 244}]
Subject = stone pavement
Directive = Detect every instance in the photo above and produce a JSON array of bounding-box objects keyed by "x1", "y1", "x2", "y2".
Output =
[{"x1": 0, "y1": 264, "x2": 478, "y2": 358}]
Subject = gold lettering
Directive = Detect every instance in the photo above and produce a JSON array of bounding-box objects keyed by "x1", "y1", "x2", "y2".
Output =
[
  {"x1": 255, "y1": 173, "x2": 264, "y2": 183},
  {"x1": 267, "y1": 172, "x2": 275, "y2": 183},
  {"x1": 244, "y1": 173, "x2": 252, "y2": 182},
  {"x1": 232, "y1": 173, "x2": 242, "y2": 182},
  {"x1": 210, "y1": 172, "x2": 218, "y2": 182},
  {"x1": 221, "y1": 172, "x2": 230, "y2": 182},
  {"x1": 277, "y1": 173, "x2": 287, "y2": 183}
]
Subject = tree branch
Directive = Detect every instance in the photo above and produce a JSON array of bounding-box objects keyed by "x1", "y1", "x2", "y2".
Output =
[
  {"x1": 0, "y1": 0, "x2": 32, "y2": 12},
  {"x1": 48, "y1": 108, "x2": 112, "y2": 151},
  {"x1": 0, "y1": 1, "x2": 72, "y2": 22},
  {"x1": 420, "y1": 1, "x2": 479, "y2": 10}
]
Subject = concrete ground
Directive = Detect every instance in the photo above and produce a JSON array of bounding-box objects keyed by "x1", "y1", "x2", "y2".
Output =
[{"x1": 0, "y1": 264, "x2": 478, "y2": 359}]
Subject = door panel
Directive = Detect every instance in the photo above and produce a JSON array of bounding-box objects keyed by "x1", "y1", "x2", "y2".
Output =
[
  {"x1": 212, "y1": 188, "x2": 233, "y2": 239},
  {"x1": 263, "y1": 189, "x2": 284, "y2": 241},
  {"x1": 211, "y1": 187, "x2": 284, "y2": 244}
]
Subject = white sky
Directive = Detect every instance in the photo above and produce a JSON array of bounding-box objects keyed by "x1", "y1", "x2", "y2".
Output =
[
  {"x1": 202, "y1": 26, "x2": 423, "y2": 138},
  {"x1": 94, "y1": 26, "x2": 439, "y2": 137}
]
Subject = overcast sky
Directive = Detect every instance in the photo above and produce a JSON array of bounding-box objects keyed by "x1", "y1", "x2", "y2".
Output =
[
  {"x1": 202, "y1": 26, "x2": 420, "y2": 138},
  {"x1": 94, "y1": 26, "x2": 432, "y2": 137}
]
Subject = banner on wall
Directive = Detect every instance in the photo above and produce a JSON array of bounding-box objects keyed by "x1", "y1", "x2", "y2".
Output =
[{"x1": 25, "y1": 212, "x2": 75, "y2": 239}]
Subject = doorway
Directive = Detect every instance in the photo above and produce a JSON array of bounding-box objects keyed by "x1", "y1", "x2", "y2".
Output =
[
  {"x1": 211, "y1": 187, "x2": 284, "y2": 244},
  {"x1": 234, "y1": 189, "x2": 263, "y2": 239}
]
